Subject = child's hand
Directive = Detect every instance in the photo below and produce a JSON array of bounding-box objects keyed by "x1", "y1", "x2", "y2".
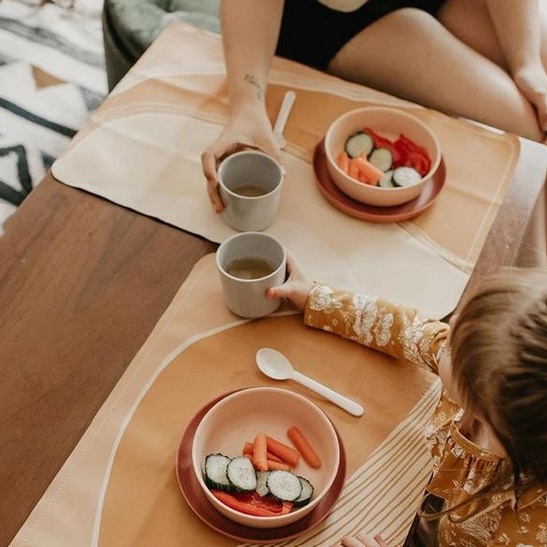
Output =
[
  {"x1": 266, "y1": 252, "x2": 314, "y2": 312},
  {"x1": 340, "y1": 532, "x2": 389, "y2": 547}
]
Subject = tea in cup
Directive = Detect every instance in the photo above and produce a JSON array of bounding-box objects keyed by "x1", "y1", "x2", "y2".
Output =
[
  {"x1": 217, "y1": 150, "x2": 284, "y2": 231},
  {"x1": 216, "y1": 232, "x2": 286, "y2": 318}
]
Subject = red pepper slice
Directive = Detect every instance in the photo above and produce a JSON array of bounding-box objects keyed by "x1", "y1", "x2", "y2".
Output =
[
  {"x1": 393, "y1": 134, "x2": 431, "y2": 175},
  {"x1": 211, "y1": 490, "x2": 293, "y2": 517},
  {"x1": 363, "y1": 127, "x2": 394, "y2": 151},
  {"x1": 361, "y1": 128, "x2": 431, "y2": 176}
]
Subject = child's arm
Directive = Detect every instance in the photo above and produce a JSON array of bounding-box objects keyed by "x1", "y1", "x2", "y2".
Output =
[
  {"x1": 267, "y1": 254, "x2": 449, "y2": 370},
  {"x1": 304, "y1": 284, "x2": 449, "y2": 370}
]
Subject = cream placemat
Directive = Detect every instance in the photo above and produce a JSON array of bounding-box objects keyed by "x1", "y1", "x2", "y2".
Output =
[
  {"x1": 51, "y1": 23, "x2": 519, "y2": 318},
  {"x1": 11, "y1": 254, "x2": 441, "y2": 547}
]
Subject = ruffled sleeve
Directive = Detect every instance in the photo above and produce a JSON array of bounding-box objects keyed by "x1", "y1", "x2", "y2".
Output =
[{"x1": 304, "y1": 284, "x2": 449, "y2": 370}]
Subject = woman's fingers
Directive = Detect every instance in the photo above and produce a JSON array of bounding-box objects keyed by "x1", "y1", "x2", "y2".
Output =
[{"x1": 201, "y1": 146, "x2": 224, "y2": 212}]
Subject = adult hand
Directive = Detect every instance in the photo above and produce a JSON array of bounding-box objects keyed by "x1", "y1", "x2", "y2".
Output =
[
  {"x1": 201, "y1": 107, "x2": 284, "y2": 212},
  {"x1": 514, "y1": 63, "x2": 547, "y2": 135},
  {"x1": 340, "y1": 532, "x2": 389, "y2": 547},
  {"x1": 266, "y1": 252, "x2": 313, "y2": 312}
]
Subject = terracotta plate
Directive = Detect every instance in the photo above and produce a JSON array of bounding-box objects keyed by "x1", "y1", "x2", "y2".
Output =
[
  {"x1": 313, "y1": 140, "x2": 446, "y2": 223},
  {"x1": 175, "y1": 391, "x2": 347, "y2": 544}
]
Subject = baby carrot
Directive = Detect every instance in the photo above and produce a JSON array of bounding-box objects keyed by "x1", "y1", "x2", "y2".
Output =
[
  {"x1": 287, "y1": 426, "x2": 321, "y2": 468},
  {"x1": 243, "y1": 441, "x2": 284, "y2": 463},
  {"x1": 266, "y1": 459, "x2": 291, "y2": 471},
  {"x1": 253, "y1": 433, "x2": 269, "y2": 472},
  {"x1": 353, "y1": 156, "x2": 383, "y2": 185},
  {"x1": 266, "y1": 435, "x2": 300, "y2": 468},
  {"x1": 336, "y1": 150, "x2": 350, "y2": 174},
  {"x1": 348, "y1": 158, "x2": 361, "y2": 181}
]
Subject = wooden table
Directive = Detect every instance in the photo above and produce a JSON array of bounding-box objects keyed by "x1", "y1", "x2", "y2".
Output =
[{"x1": 0, "y1": 133, "x2": 545, "y2": 545}]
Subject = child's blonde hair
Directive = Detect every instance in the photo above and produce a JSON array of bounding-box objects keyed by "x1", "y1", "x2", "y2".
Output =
[{"x1": 451, "y1": 267, "x2": 547, "y2": 491}]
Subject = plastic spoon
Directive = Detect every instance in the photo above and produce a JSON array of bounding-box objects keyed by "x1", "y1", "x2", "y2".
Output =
[
  {"x1": 272, "y1": 90, "x2": 296, "y2": 149},
  {"x1": 256, "y1": 347, "x2": 364, "y2": 417}
]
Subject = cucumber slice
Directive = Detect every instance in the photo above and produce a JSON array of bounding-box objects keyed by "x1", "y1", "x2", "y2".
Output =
[
  {"x1": 255, "y1": 471, "x2": 270, "y2": 497},
  {"x1": 266, "y1": 470, "x2": 303, "y2": 502},
  {"x1": 204, "y1": 453, "x2": 232, "y2": 491},
  {"x1": 293, "y1": 476, "x2": 314, "y2": 507},
  {"x1": 226, "y1": 456, "x2": 257, "y2": 493},
  {"x1": 378, "y1": 170, "x2": 395, "y2": 188},
  {"x1": 369, "y1": 148, "x2": 393, "y2": 172},
  {"x1": 392, "y1": 166, "x2": 422, "y2": 187},
  {"x1": 345, "y1": 131, "x2": 374, "y2": 158}
]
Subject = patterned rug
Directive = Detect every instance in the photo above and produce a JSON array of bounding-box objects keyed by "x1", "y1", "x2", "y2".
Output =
[{"x1": 0, "y1": 0, "x2": 107, "y2": 231}]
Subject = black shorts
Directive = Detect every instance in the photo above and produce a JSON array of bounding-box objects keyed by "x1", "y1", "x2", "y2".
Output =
[{"x1": 276, "y1": 0, "x2": 445, "y2": 70}]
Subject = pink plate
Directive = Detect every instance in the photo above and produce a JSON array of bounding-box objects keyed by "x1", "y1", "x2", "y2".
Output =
[
  {"x1": 175, "y1": 390, "x2": 347, "y2": 543},
  {"x1": 313, "y1": 140, "x2": 446, "y2": 223}
]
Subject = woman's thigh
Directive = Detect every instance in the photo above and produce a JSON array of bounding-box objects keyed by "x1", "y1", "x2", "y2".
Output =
[
  {"x1": 327, "y1": 7, "x2": 544, "y2": 141},
  {"x1": 436, "y1": 0, "x2": 505, "y2": 67},
  {"x1": 438, "y1": 0, "x2": 547, "y2": 68}
]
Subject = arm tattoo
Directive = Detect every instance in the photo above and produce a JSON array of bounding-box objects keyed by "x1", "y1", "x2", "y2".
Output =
[{"x1": 244, "y1": 73, "x2": 264, "y2": 100}]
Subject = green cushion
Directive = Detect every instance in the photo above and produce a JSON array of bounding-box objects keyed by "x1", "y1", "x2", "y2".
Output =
[
  {"x1": 106, "y1": 0, "x2": 219, "y2": 59},
  {"x1": 103, "y1": 0, "x2": 220, "y2": 89}
]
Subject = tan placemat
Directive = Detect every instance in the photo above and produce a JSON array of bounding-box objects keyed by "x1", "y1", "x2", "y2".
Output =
[
  {"x1": 11, "y1": 254, "x2": 440, "y2": 547},
  {"x1": 51, "y1": 23, "x2": 519, "y2": 319}
]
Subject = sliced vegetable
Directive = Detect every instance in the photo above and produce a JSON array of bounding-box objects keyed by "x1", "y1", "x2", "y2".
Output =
[
  {"x1": 226, "y1": 456, "x2": 257, "y2": 492},
  {"x1": 255, "y1": 471, "x2": 270, "y2": 497},
  {"x1": 266, "y1": 469, "x2": 303, "y2": 502},
  {"x1": 243, "y1": 441, "x2": 284, "y2": 464},
  {"x1": 266, "y1": 459, "x2": 291, "y2": 471},
  {"x1": 252, "y1": 433, "x2": 269, "y2": 472},
  {"x1": 350, "y1": 156, "x2": 384, "y2": 185},
  {"x1": 368, "y1": 148, "x2": 393, "y2": 172},
  {"x1": 336, "y1": 150, "x2": 350, "y2": 174},
  {"x1": 393, "y1": 134, "x2": 431, "y2": 175},
  {"x1": 287, "y1": 425, "x2": 322, "y2": 469},
  {"x1": 211, "y1": 490, "x2": 293, "y2": 517},
  {"x1": 294, "y1": 476, "x2": 314, "y2": 507},
  {"x1": 378, "y1": 170, "x2": 395, "y2": 188},
  {"x1": 204, "y1": 453, "x2": 232, "y2": 491},
  {"x1": 392, "y1": 166, "x2": 422, "y2": 187},
  {"x1": 266, "y1": 436, "x2": 300, "y2": 467},
  {"x1": 364, "y1": 127, "x2": 398, "y2": 156},
  {"x1": 345, "y1": 131, "x2": 374, "y2": 158},
  {"x1": 338, "y1": 126, "x2": 432, "y2": 187}
]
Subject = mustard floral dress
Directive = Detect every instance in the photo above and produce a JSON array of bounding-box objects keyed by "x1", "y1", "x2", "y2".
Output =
[{"x1": 304, "y1": 284, "x2": 547, "y2": 547}]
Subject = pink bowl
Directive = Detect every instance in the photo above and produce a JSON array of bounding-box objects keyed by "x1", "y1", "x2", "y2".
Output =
[
  {"x1": 324, "y1": 106, "x2": 441, "y2": 207},
  {"x1": 191, "y1": 386, "x2": 341, "y2": 529}
]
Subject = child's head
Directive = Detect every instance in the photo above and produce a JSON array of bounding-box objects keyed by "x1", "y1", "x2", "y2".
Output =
[{"x1": 449, "y1": 268, "x2": 547, "y2": 488}]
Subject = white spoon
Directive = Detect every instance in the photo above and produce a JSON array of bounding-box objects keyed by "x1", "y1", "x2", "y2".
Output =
[
  {"x1": 272, "y1": 90, "x2": 296, "y2": 149},
  {"x1": 256, "y1": 347, "x2": 364, "y2": 417}
]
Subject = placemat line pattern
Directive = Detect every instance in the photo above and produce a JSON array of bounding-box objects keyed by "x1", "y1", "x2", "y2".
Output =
[
  {"x1": 239, "y1": 379, "x2": 441, "y2": 547},
  {"x1": 90, "y1": 309, "x2": 301, "y2": 544}
]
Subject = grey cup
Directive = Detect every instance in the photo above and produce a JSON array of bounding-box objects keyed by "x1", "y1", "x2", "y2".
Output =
[
  {"x1": 218, "y1": 150, "x2": 284, "y2": 231},
  {"x1": 216, "y1": 232, "x2": 287, "y2": 318}
]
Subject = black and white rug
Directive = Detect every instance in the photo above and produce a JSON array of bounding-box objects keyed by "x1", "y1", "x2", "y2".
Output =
[{"x1": 0, "y1": 0, "x2": 107, "y2": 230}]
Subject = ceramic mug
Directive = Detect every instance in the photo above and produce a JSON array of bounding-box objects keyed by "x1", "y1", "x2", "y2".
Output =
[
  {"x1": 217, "y1": 150, "x2": 284, "y2": 231},
  {"x1": 216, "y1": 232, "x2": 286, "y2": 318}
]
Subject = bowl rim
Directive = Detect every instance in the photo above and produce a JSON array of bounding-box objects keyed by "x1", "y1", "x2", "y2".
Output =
[
  {"x1": 175, "y1": 389, "x2": 347, "y2": 542},
  {"x1": 191, "y1": 386, "x2": 341, "y2": 524},
  {"x1": 324, "y1": 105, "x2": 442, "y2": 193}
]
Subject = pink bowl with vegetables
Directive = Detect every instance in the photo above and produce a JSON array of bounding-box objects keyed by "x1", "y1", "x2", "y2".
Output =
[
  {"x1": 191, "y1": 386, "x2": 342, "y2": 529},
  {"x1": 324, "y1": 106, "x2": 441, "y2": 207}
]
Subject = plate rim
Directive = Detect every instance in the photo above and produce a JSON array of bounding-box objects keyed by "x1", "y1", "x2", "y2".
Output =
[
  {"x1": 313, "y1": 139, "x2": 446, "y2": 223},
  {"x1": 175, "y1": 388, "x2": 347, "y2": 543}
]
